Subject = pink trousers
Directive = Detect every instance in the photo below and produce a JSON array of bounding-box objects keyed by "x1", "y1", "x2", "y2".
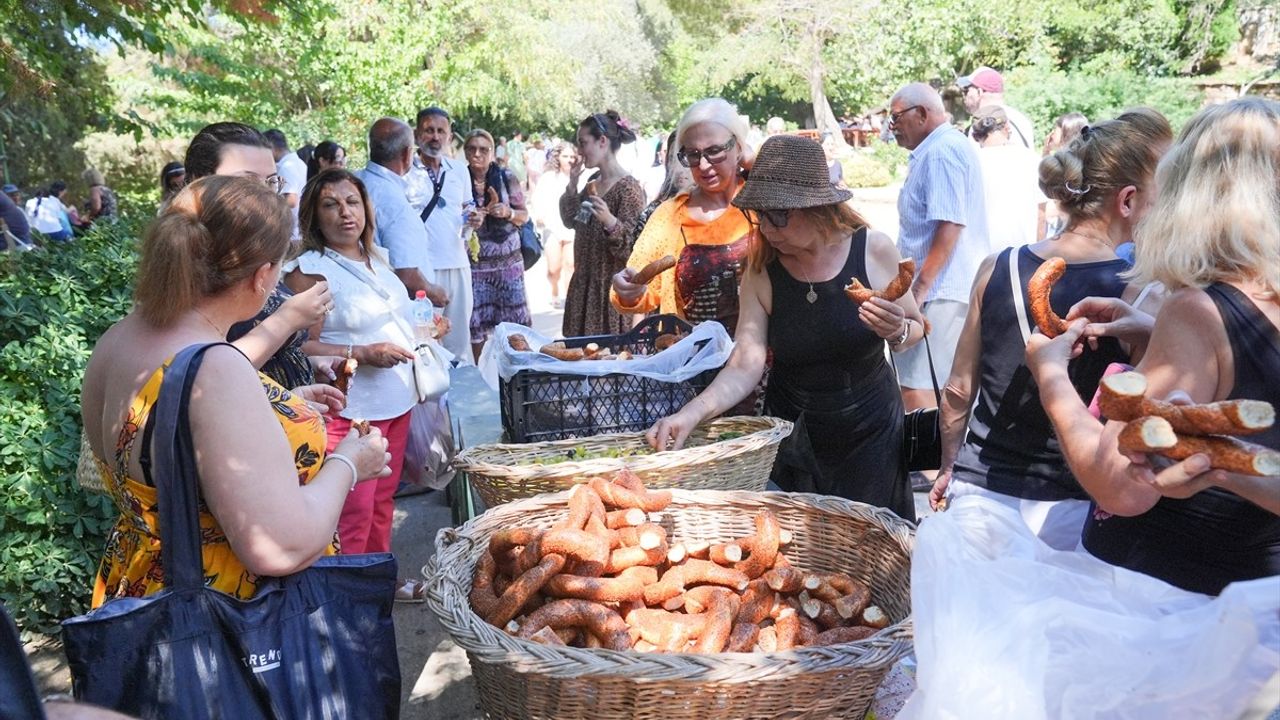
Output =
[{"x1": 326, "y1": 412, "x2": 410, "y2": 554}]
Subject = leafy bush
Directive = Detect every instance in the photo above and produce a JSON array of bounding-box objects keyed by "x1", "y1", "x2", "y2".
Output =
[
  {"x1": 1006, "y1": 67, "x2": 1203, "y2": 144},
  {"x1": 839, "y1": 151, "x2": 895, "y2": 189},
  {"x1": 0, "y1": 220, "x2": 139, "y2": 636}
]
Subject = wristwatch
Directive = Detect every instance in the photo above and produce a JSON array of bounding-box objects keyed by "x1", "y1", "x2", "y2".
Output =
[{"x1": 888, "y1": 319, "x2": 911, "y2": 347}]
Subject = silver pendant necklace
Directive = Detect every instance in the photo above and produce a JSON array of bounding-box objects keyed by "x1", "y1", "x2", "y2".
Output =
[{"x1": 799, "y1": 267, "x2": 817, "y2": 304}]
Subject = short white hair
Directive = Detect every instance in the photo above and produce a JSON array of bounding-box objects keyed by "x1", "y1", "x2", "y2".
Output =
[
  {"x1": 766, "y1": 116, "x2": 785, "y2": 133},
  {"x1": 676, "y1": 98, "x2": 751, "y2": 151},
  {"x1": 891, "y1": 83, "x2": 944, "y2": 114}
]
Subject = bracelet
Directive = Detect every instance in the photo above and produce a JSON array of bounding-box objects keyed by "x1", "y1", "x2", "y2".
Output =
[
  {"x1": 326, "y1": 452, "x2": 359, "y2": 492},
  {"x1": 344, "y1": 343, "x2": 353, "y2": 360},
  {"x1": 888, "y1": 319, "x2": 911, "y2": 347}
]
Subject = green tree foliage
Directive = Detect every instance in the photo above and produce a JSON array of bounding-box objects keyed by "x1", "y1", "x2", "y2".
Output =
[{"x1": 0, "y1": 221, "x2": 139, "y2": 636}]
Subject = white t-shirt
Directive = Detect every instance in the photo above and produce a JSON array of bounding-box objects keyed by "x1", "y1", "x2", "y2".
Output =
[
  {"x1": 1000, "y1": 106, "x2": 1037, "y2": 150},
  {"x1": 404, "y1": 154, "x2": 471, "y2": 270},
  {"x1": 978, "y1": 144, "x2": 1046, "y2": 252},
  {"x1": 288, "y1": 247, "x2": 418, "y2": 421},
  {"x1": 276, "y1": 151, "x2": 308, "y2": 239},
  {"x1": 25, "y1": 196, "x2": 66, "y2": 234}
]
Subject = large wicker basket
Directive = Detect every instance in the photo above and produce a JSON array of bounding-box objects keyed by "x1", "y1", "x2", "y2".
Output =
[
  {"x1": 425, "y1": 488, "x2": 915, "y2": 720},
  {"x1": 453, "y1": 416, "x2": 792, "y2": 507}
]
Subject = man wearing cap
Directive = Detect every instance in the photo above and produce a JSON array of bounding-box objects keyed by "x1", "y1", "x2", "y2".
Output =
[
  {"x1": 887, "y1": 82, "x2": 989, "y2": 418},
  {"x1": 958, "y1": 66, "x2": 1036, "y2": 150}
]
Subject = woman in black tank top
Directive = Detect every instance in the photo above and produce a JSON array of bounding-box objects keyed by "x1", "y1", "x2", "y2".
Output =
[
  {"x1": 646, "y1": 135, "x2": 925, "y2": 521},
  {"x1": 933, "y1": 108, "x2": 1173, "y2": 550},
  {"x1": 1027, "y1": 97, "x2": 1280, "y2": 594}
]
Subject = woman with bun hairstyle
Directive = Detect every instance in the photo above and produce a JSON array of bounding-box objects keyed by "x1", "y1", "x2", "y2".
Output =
[
  {"x1": 558, "y1": 109, "x2": 646, "y2": 336},
  {"x1": 930, "y1": 108, "x2": 1172, "y2": 550},
  {"x1": 611, "y1": 98, "x2": 755, "y2": 334},
  {"x1": 81, "y1": 175, "x2": 391, "y2": 605},
  {"x1": 1040, "y1": 112, "x2": 1089, "y2": 239},
  {"x1": 306, "y1": 140, "x2": 347, "y2": 181},
  {"x1": 1026, "y1": 97, "x2": 1280, "y2": 593}
]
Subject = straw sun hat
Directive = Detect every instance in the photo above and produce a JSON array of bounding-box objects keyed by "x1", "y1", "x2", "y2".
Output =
[{"x1": 733, "y1": 134, "x2": 852, "y2": 211}]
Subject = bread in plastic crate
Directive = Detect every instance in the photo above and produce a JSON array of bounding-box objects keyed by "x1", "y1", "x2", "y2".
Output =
[{"x1": 499, "y1": 315, "x2": 720, "y2": 443}]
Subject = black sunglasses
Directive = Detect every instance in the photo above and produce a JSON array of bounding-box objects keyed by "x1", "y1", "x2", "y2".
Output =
[
  {"x1": 746, "y1": 208, "x2": 790, "y2": 228},
  {"x1": 677, "y1": 136, "x2": 737, "y2": 168}
]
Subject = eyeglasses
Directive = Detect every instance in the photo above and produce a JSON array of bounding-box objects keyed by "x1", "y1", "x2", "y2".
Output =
[
  {"x1": 677, "y1": 136, "x2": 737, "y2": 168},
  {"x1": 745, "y1": 208, "x2": 790, "y2": 228},
  {"x1": 888, "y1": 106, "x2": 922, "y2": 127},
  {"x1": 265, "y1": 175, "x2": 286, "y2": 194},
  {"x1": 464, "y1": 145, "x2": 492, "y2": 155}
]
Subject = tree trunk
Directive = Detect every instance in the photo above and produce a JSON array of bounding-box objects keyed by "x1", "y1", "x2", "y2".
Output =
[{"x1": 808, "y1": 62, "x2": 848, "y2": 150}]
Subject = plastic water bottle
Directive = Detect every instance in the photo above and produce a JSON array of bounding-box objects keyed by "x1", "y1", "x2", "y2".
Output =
[{"x1": 413, "y1": 290, "x2": 434, "y2": 345}]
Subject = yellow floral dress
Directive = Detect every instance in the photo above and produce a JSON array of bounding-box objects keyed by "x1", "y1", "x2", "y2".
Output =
[{"x1": 91, "y1": 361, "x2": 335, "y2": 607}]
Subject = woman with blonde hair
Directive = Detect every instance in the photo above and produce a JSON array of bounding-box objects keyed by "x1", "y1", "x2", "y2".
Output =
[
  {"x1": 930, "y1": 108, "x2": 1173, "y2": 549},
  {"x1": 611, "y1": 98, "x2": 756, "y2": 334},
  {"x1": 81, "y1": 175, "x2": 390, "y2": 606},
  {"x1": 1027, "y1": 96, "x2": 1280, "y2": 593},
  {"x1": 81, "y1": 167, "x2": 118, "y2": 224},
  {"x1": 648, "y1": 135, "x2": 923, "y2": 519}
]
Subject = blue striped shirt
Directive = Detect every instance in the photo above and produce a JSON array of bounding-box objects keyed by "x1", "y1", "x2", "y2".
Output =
[
  {"x1": 896, "y1": 123, "x2": 990, "y2": 304},
  {"x1": 356, "y1": 162, "x2": 436, "y2": 283}
]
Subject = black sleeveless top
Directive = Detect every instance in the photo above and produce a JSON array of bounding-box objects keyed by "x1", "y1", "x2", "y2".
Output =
[
  {"x1": 1083, "y1": 283, "x2": 1280, "y2": 595},
  {"x1": 766, "y1": 227, "x2": 889, "y2": 390},
  {"x1": 954, "y1": 246, "x2": 1130, "y2": 500},
  {"x1": 764, "y1": 229, "x2": 914, "y2": 520}
]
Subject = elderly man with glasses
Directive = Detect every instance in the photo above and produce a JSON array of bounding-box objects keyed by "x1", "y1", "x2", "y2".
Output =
[{"x1": 887, "y1": 83, "x2": 990, "y2": 433}]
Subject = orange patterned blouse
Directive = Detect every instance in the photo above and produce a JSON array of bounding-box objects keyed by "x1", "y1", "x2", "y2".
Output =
[{"x1": 91, "y1": 360, "x2": 335, "y2": 607}]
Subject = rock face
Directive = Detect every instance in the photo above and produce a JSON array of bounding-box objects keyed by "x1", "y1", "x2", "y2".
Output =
[{"x1": 1240, "y1": 2, "x2": 1280, "y2": 63}]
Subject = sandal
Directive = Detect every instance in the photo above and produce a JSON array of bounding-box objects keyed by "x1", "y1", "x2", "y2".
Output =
[{"x1": 394, "y1": 578, "x2": 427, "y2": 604}]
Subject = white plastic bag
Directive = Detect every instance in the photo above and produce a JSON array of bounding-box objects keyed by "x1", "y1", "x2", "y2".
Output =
[
  {"x1": 477, "y1": 320, "x2": 733, "y2": 391},
  {"x1": 899, "y1": 495, "x2": 1280, "y2": 720}
]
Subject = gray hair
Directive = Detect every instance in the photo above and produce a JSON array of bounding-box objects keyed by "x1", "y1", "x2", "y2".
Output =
[
  {"x1": 891, "y1": 83, "x2": 945, "y2": 114},
  {"x1": 675, "y1": 98, "x2": 751, "y2": 153},
  {"x1": 368, "y1": 118, "x2": 414, "y2": 165}
]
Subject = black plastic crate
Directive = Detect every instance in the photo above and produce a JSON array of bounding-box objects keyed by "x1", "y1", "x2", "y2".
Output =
[{"x1": 499, "y1": 315, "x2": 720, "y2": 443}]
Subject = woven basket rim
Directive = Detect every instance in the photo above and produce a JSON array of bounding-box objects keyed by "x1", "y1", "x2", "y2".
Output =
[
  {"x1": 425, "y1": 488, "x2": 915, "y2": 683},
  {"x1": 452, "y1": 416, "x2": 792, "y2": 481}
]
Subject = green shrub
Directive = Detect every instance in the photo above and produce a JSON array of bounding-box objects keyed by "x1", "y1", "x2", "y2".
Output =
[
  {"x1": 839, "y1": 148, "x2": 901, "y2": 189},
  {"x1": 0, "y1": 220, "x2": 139, "y2": 636},
  {"x1": 1006, "y1": 67, "x2": 1203, "y2": 144}
]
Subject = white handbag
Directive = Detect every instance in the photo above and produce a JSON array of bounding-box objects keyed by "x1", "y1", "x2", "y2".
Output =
[{"x1": 410, "y1": 338, "x2": 451, "y2": 402}]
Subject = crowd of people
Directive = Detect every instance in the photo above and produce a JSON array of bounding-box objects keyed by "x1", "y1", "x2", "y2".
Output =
[{"x1": 38, "y1": 59, "x2": 1278, "y2": 714}]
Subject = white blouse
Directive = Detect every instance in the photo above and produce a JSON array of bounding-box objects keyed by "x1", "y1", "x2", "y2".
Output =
[{"x1": 289, "y1": 247, "x2": 417, "y2": 421}]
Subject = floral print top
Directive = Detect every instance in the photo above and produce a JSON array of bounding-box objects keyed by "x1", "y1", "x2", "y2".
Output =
[{"x1": 91, "y1": 361, "x2": 334, "y2": 607}]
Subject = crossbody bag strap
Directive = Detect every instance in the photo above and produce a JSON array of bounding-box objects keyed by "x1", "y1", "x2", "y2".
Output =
[
  {"x1": 418, "y1": 169, "x2": 446, "y2": 224},
  {"x1": 1008, "y1": 245, "x2": 1033, "y2": 346},
  {"x1": 319, "y1": 250, "x2": 419, "y2": 347}
]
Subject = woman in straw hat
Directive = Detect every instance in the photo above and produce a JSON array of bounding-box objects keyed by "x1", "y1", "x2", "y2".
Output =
[{"x1": 647, "y1": 134, "x2": 925, "y2": 520}]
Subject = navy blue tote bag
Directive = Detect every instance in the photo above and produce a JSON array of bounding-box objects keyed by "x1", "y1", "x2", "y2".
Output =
[{"x1": 62, "y1": 343, "x2": 401, "y2": 719}]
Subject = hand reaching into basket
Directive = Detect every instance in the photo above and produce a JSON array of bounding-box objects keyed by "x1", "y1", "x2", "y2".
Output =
[{"x1": 647, "y1": 403, "x2": 707, "y2": 451}]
